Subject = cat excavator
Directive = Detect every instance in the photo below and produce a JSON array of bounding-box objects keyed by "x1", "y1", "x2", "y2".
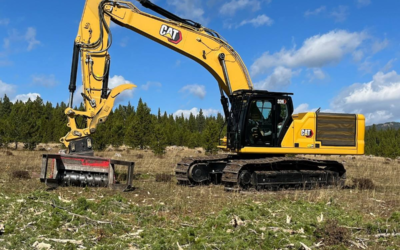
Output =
[{"x1": 40, "y1": 0, "x2": 365, "y2": 191}]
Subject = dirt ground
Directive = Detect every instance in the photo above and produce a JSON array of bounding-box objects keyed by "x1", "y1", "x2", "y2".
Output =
[{"x1": 0, "y1": 148, "x2": 399, "y2": 249}]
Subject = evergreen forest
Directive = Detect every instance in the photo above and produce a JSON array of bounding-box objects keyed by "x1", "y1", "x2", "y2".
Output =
[
  {"x1": 0, "y1": 95, "x2": 224, "y2": 154},
  {"x1": 0, "y1": 95, "x2": 399, "y2": 158}
]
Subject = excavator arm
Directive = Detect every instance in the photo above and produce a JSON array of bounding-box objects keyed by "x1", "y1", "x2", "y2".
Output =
[{"x1": 61, "y1": 0, "x2": 253, "y2": 150}]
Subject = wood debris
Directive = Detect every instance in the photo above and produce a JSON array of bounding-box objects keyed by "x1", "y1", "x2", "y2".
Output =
[
  {"x1": 267, "y1": 227, "x2": 304, "y2": 234},
  {"x1": 38, "y1": 237, "x2": 83, "y2": 245},
  {"x1": 177, "y1": 242, "x2": 184, "y2": 250},
  {"x1": 300, "y1": 242, "x2": 311, "y2": 250},
  {"x1": 349, "y1": 240, "x2": 367, "y2": 249},
  {"x1": 32, "y1": 241, "x2": 52, "y2": 250},
  {"x1": 317, "y1": 213, "x2": 323, "y2": 223},
  {"x1": 286, "y1": 215, "x2": 292, "y2": 224},
  {"x1": 374, "y1": 232, "x2": 400, "y2": 238},
  {"x1": 230, "y1": 215, "x2": 246, "y2": 228}
]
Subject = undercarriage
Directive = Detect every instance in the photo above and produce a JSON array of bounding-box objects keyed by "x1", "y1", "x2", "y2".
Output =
[{"x1": 175, "y1": 155, "x2": 346, "y2": 191}]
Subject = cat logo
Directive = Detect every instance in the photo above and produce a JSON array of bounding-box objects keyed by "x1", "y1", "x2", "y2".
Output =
[
  {"x1": 159, "y1": 24, "x2": 182, "y2": 44},
  {"x1": 301, "y1": 129, "x2": 313, "y2": 138}
]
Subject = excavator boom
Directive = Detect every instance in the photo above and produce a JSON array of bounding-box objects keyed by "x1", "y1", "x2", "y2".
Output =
[{"x1": 60, "y1": 0, "x2": 253, "y2": 151}]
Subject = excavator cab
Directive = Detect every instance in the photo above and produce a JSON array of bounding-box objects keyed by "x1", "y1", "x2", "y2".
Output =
[{"x1": 227, "y1": 90, "x2": 293, "y2": 151}]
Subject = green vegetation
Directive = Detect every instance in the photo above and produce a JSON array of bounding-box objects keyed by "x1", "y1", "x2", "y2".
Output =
[
  {"x1": 0, "y1": 148, "x2": 399, "y2": 249},
  {"x1": 1, "y1": 190, "x2": 398, "y2": 249},
  {"x1": 0, "y1": 95, "x2": 224, "y2": 153},
  {"x1": 365, "y1": 125, "x2": 400, "y2": 158}
]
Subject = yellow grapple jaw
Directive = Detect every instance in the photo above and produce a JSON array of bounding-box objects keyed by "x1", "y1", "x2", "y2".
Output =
[{"x1": 60, "y1": 83, "x2": 136, "y2": 147}]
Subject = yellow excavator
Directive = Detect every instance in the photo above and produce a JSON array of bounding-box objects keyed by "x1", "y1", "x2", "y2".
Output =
[{"x1": 40, "y1": 0, "x2": 365, "y2": 191}]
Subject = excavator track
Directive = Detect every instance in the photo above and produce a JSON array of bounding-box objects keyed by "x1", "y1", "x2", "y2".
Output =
[
  {"x1": 175, "y1": 155, "x2": 231, "y2": 185},
  {"x1": 175, "y1": 156, "x2": 346, "y2": 191}
]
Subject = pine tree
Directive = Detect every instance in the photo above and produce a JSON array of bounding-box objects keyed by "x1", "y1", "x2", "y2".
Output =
[
  {"x1": 109, "y1": 107, "x2": 126, "y2": 147},
  {"x1": 6, "y1": 101, "x2": 25, "y2": 149},
  {"x1": 197, "y1": 109, "x2": 206, "y2": 133},
  {"x1": 0, "y1": 95, "x2": 12, "y2": 117},
  {"x1": 125, "y1": 98, "x2": 152, "y2": 149},
  {"x1": 151, "y1": 116, "x2": 167, "y2": 155},
  {"x1": 202, "y1": 119, "x2": 220, "y2": 153},
  {"x1": 188, "y1": 113, "x2": 197, "y2": 133}
]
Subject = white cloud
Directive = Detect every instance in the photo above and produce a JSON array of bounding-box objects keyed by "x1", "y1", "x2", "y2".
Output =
[
  {"x1": 251, "y1": 30, "x2": 367, "y2": 77},
  {"x1": 108, "y1": 75, "x2": 135, "y2": 102},
  {"x1": 304, "y1": 6, "x2": 326, "y2": 17},
  {"x1": 371, "y1": 38, "x2": 389, "y2": 54},
  {"x1": 179, "y1": 84, "x2": 206, "y2": 99},
  {"x1": 141, "y1": 81, "x2": 162, "y2": 91},
  {"x1": 331, "y1": 70, "x2": 400, "y2": 124},
  {"x1": 25, "y1": 27, "x2": 40, "y2": 51},
  {"x1": 220, "y1": 0, "x2": 266, "y2": 16},
  {"x1": 174, "y1": 107, "x2": 220, "y2": 118},
  {"x1": 308, "y1": 68, "x2": 326, "y2": 82},
  {"x1": 0, "y1": 79, "x2": 16, "y2": 97},
  {"x1": 72, "y1": 85, "x2": 84, "y2": 106},
  {"x1": 330, "y1": 6, "x2": 349, "y2": 23},
  {"x1": 167, "y1": 0, "x2": 208, "y2": 24},
  {"x1": 358, "y1": 57, "x2": 375, "y2": 73},
  {"x1": 12, "y1": 93, "x2": 41, "y2": 103},
  {"x1": 2, "y1": 27, "x2": 40, "y2": 52},
  {"x1": 0, "y1": 18, "x2": 9, "y2": 26},
  {"x1": 254, "y1": 66, "x2": 293, "y2": 90},
  {"x1": 238, "y1": 14, "x2": 273, "y2": 28},
  {"x1": 31, "y1": 74, "x2": 57, "y2": 87},
  {"x1": 357, "y1": 0, "x2": 371, "y2": 7},
  {"x1": 293, "y1": 103, "x2": 318, "y2": 114},
  {"x1": 382, "y1": 58, "x2": 397, "y2": 72}
]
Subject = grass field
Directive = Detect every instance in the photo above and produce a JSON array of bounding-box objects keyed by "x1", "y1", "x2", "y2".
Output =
[{"x1": 0, "y1": 147, "x2": 399, "y2": 249}]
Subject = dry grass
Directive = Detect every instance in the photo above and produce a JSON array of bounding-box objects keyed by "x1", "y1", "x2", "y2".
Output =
[
  {"x1": 155, "y1": 173, "x2": 173, "y2": 182},
  {"x1": 0, "y1": 148, "x2": 399, "y2": 249},
  {"x1": 315, "y1": 219, "x2": 351, "y2": 246},
  {"x1": 10, "y1": 171, "x2": 30, "y2": 179},
  {"x1": 351, "y1": 177, "x2": 376, "y2": 190}
]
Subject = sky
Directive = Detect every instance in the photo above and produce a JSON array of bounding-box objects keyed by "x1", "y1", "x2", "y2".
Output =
[{"x1": 0, "y1": 0, "x2": 399, "y2": 125}]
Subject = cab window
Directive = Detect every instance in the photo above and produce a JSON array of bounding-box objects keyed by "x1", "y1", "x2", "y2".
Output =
[{"x1": 245, "y1": 100, "x2": 273, "y2": 146}]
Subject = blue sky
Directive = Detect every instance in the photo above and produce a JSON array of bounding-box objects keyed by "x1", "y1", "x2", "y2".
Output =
[{"x1": 0, "y1": 0, "x2": 399, "y2": 125}]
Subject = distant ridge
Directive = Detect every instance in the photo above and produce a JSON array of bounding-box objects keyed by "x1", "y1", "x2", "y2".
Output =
[{"x1": 366, "y1": 122, "x2": 400, "y2": 131}]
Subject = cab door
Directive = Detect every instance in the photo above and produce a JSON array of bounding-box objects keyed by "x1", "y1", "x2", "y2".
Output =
[{"x1": 244, "y1": 99, "x2": 275, "y2": 147}]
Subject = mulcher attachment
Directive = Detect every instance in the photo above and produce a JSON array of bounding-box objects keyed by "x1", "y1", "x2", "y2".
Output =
[{"x1": 40, "y1": 154, "x2": 135, "y2": 191}]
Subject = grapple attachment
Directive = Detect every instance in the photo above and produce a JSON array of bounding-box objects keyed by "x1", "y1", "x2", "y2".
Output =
[{"x1": 40, "y1": 154, "x2": 135, "y2": 191}]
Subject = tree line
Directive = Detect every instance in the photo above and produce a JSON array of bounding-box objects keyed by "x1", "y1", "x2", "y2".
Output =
[
  {"x1": 0, "y1": 95, "x2": 399, "y2": 158},
  {"x1": 0, "y1": 95, "x2": 224, "y2": 154},
  {"x1": 365, "y1": 125, "x2": 400, "y2": 159}
]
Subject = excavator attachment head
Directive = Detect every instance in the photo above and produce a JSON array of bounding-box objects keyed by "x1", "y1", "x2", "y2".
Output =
[{"x1": 40, "y1": 154, "x2": 135, "y2": 191}]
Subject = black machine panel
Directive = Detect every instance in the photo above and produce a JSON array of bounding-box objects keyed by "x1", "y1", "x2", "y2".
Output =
[{"x1": 316, "y1": 113, "x2": 357, "y2": 146}]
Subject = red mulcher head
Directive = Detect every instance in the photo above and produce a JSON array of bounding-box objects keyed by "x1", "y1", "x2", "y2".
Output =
[{"x1": 40, "y1": 154, "x2": 135, "y2": 191}]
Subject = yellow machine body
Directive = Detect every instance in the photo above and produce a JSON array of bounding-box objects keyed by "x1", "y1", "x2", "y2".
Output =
[{"x1": 238, "y1": 112, "x2": 365, "y2": 155}]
